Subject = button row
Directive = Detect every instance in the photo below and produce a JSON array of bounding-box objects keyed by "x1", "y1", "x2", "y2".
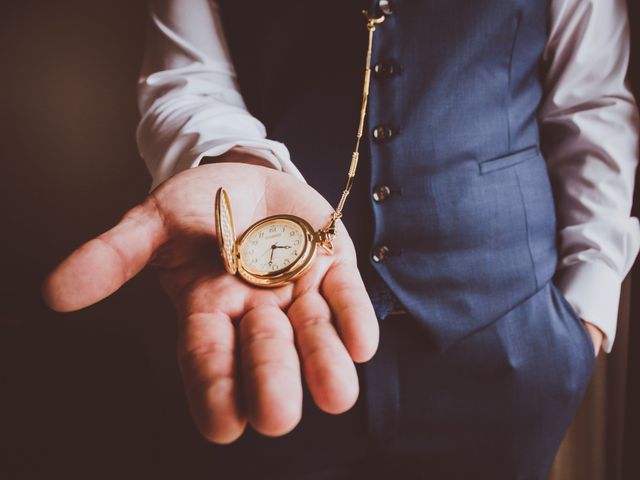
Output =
[{"x1": 371, "y1": 0, "x2": 395, "y2": 266}]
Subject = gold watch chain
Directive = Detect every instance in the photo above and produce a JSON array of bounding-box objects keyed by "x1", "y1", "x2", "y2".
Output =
[{"x1": 318, "y1": 10, "x2": 385, "y2": 253}]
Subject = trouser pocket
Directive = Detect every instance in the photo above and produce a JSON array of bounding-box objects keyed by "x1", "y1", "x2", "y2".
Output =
[{"x1": 549, "y1": 280, "x2": 596, "y2": 373}]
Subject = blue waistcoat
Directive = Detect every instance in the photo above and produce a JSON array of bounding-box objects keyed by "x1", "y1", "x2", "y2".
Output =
[{"x1": 217, "y1": 0, "x2": 557, "y2": 350}]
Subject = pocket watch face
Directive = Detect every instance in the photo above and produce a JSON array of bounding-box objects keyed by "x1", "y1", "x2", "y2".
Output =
[{"x1": 239, "y1": 217, "x2": 312, "y2": 276}]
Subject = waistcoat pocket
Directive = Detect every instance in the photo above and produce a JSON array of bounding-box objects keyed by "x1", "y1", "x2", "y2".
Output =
[{"x1": 478, "y1": 145, "x2": 540, "y2": 175}]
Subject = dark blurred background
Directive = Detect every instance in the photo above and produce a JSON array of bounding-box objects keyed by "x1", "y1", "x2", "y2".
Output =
[
  {"x1": 0, "y1": 1, "x2": 191, "y2": 478},
  {"x1": 0, "y1": 1, "x2": 639, "y2": 479}
]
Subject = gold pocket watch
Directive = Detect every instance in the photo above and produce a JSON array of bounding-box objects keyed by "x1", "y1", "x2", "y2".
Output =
[
  {"x1": 215, "y1": 189, "x2": 324, "y2": 286},
  {"x1": 215, "y1": 11, "x2": 385, "y2": 288}
]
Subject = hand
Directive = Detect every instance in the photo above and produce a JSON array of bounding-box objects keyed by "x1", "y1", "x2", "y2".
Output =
[
  {"x1": 582, "y1": 320, "x2": 603, "y2": 357},
  {"x1": 42, "y1": 156, "x2": 379, "y2": 444}
]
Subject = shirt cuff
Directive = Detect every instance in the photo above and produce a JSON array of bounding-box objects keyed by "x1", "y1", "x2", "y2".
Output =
[
  {"x1": 554, "y1": 261, "x2": 623, "y2": 354},
  {"x1": 149, "y1": 138, "x2": 305, "y2": 190}
]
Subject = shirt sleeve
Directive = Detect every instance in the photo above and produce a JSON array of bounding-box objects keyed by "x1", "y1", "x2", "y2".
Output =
[
  {"x1": 137, "y1": 0, "x2": 304, "y2": 190},
  {"x1": 539, "y1": 0, "x2": 640, "y2": 353}
]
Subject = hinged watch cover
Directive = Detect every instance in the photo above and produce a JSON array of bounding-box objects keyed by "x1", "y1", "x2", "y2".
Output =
[{"x1": 215, "y1": 187, "x2": 238, "y2": 274}]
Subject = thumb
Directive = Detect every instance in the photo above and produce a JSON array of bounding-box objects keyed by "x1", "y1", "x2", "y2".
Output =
[{"x1": 43, "y1": 198, "x2": 168, "y2": 312}]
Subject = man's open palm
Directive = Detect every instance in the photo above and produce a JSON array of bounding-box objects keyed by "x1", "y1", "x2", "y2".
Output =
[{"x1": 43, "y1": 160, "x2": 379, "y2": 444}]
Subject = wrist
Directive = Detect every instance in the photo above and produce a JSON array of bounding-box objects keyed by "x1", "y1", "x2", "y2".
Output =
[{"x1": 582, "y1": 319, "x2": 604, "y2": 357}]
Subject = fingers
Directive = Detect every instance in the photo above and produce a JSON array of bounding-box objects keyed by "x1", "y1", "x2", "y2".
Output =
[
  {"x1": 178, "y1": 311, "x2": 247, "y2": 444},
  {"x1": 239, "y1": 305, "x2": 303, "y2": 436},
  {"x1": 321, "y1": 260, "x2": 379, "y2": 363},
  {"x1": 287, "y1": 292, "x2": 359, "y2": 414},
  {"x1": 42, "y1": 198, "x2": 168, "y2": 312}
]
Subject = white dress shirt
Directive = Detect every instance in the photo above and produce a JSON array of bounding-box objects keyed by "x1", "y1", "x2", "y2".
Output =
[{"x1": 137, "y1": 0, "x2": 640, "y2": 353}]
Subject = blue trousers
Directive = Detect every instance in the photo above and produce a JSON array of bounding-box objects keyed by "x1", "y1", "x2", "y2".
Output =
[{"x1": 207, "y1": 281, "x2": 594, "y2": 479}]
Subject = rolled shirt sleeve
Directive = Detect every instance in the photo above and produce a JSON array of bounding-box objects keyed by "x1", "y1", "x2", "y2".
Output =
[
  {"x1": 137, "y1": 0, "x2": 303, "y2": 190},
  {"x1": 539, "y1": 0, "x2": 640, "y2": 352}
]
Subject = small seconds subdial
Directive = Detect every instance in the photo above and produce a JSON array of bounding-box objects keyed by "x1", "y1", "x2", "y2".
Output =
[{"x1": 240, "y1": 219, "x2": 306, "y2": 275}]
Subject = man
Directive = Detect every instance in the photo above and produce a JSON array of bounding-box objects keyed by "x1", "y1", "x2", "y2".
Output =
[{"x1": 44, "y1": 0, "x2": 640, "y2": 478}]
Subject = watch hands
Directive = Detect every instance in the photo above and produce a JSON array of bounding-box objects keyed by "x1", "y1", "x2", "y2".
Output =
[{"x1": 268, "y1": 243, "x2": 292, "y2": 266}]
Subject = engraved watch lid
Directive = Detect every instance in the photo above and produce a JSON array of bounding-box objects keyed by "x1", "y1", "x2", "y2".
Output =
[{"x1": 215, "y1": 187, "x2": 238, "y2": 275}]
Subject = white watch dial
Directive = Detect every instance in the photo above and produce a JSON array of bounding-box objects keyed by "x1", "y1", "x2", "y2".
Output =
[{"x1": 240, "y1": 219, "x2": 306, "y2": 275}]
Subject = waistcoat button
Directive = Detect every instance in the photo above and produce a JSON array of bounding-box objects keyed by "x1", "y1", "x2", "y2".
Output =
[
  {"x1": 372, "y1": 125, "x2": 395, "y2": 142},
  {"x1": 372, "y1": 185, "x2": 392, "y2": 202},
  {"x1": 373, "y1": 61, "x2": 400, "y2": 79},
  {"x1": 378, "y1": 0, "x2": 393, "y2": 15},
  {"x1": 371, "y1": 245, "x2": 390, "y2": 263}
]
